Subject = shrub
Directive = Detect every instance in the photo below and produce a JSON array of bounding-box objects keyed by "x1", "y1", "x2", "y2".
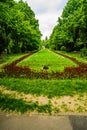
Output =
[
  {"x1": 60, "y1": 46, "x2": 66, "y2": 51},
  {"x1": 81, "y1": 47, "x2": 87, "y2": 57},
  {"x1": 51, "y1": 45, "x2": 56, "y2": 50}
]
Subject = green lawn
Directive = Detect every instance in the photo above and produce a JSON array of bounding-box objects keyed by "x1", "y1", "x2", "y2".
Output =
[
  {"x1": 0, "y1": 50, "x2": 87, "y2": 114},
  {"x1": 0, "y1": 78, "x2": 87, "y2": 98},
  {"x1": 17, "y1": 49, "x2": 77, "y2": 72},
  {"x1": 0, "y1": 53, "x2": 26, "y2": 64},
  {"x1": 0, "y1": 53, "x2": 26, "y2": 72},
  {"x1": 60, "y1": 51, "x2": 87, "y2": 64}
]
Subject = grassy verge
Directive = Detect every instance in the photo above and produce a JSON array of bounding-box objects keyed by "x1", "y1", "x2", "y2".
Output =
[
  {"x1": 0, "y1": 78, "x2": 87, "y2": 98},
  {"x1": 59, "y1": 51, "x2": 87, "y2": 64},
  {"x1": 0, "y1": 53, "x2": 26, "y2": 64},
  {"x1": 0, "y1": 53, "x2": 26, "y2": 72},
  {"x1": 17, "y1": 49, "x2": 77, "y2": 72},
  {"x1": 0, "y1": 91, "x2": 52, "y2": 114},
  {"x1": 0, "y1": 78, "x2": 87, "y2": 114}
]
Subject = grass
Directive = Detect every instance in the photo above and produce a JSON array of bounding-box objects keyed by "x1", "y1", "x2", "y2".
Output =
[
  {"x1": 0, "y1": 53, "x2": 25, "y2": 64},
  {"x1": 0, "y1": 78, "x2": 87, "y2": 98},
  {"x1": 0, "y1": 77, "x2": 87, "y2": 113},
  {"x1": 0, "y1": 50, "x2": 87, "y2": 113},
  {"x1": 0, "y1": 91, "x2": 52, "y2": 114},
  {"x1": 0, "y1": 53, "x2": 26, "y2": 72},
  {"x1": 60, "y1": 51, "x2": 87, "y2": 64},
  {"x1": 17, "y1": 49, "x2": 77, "y2": 72}
]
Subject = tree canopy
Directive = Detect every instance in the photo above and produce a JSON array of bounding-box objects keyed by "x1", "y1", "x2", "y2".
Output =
[
  {"x1": 0, "y1": 0, "x2": 41, "y2": 54},
  {"x1": 49, "y1": 0, "x2": 87, "y2": 52}
]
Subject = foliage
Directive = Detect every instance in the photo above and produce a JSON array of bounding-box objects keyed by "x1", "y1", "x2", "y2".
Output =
[
  {"x1": 60, "y1": 46, "x2": 66, "y2": 51},
  {"x1": 41, "y1": 36, "x2": 50, "y2": 49},
  {"x1": 0, "y1": 0, "x2": 41, "y2": 54},
  {"x1": 49, "y1": 0, "x2": 87, "y2": 52},
  {"x1": 81, "y1": 47, "x2": 87, "y2": 57}
]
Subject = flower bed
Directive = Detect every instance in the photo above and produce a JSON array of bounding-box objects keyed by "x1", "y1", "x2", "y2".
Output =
[
  {"x1": 2, "y1": 51, "x2": 87, "y2": 79},
  {"x1": 54, "y1": 51, "x2": 87, "y2": 78}
]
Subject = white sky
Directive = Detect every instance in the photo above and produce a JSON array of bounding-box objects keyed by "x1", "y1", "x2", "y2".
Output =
[{"x1": 20, "y1": 0, "x2": 68, "y2": 39}]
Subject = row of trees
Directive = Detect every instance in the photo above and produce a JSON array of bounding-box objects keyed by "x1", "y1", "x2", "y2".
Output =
[
  {"x1": 0, "y1": 0, "x2": 41, "y2": 54},
  {"x1": 49, "y1": 0, "x2": 87, "y2": 52}
]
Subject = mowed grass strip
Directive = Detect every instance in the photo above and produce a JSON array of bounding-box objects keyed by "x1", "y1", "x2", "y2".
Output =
[
  {"x1": 0, "y1": 78, "x2": 87, "y2": 98},
  {"x1": 17, "y1": 49, "x2": 77, "y2": 72}
]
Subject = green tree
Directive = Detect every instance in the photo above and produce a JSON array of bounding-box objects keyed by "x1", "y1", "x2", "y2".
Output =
[
  {"x1": 49, "y1": 0, "x2": 87, "y2": 52},
  {"x1": 0, "y1": 0, "x2": 15, "y2": 54},
  {"x1": 0, "y1": 0, "x2": 41, "y2": 54}
]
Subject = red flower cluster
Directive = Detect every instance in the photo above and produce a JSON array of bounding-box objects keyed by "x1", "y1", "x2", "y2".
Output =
[
  {"x1": 64, "y1": 66, "x2": 87, "y2": 78},
  {"x1": 54, "y1": 51, "x2": 87, "y2": 78},
  {"x1": 4, "y1": 64, "x2": 50, "y2": 79},
  {"x1": 4, "y1": 65, "x2": 31, "y2": 77}
]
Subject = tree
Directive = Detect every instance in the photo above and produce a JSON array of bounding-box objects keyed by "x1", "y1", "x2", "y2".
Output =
[
  {"x1": 0, "y1": 0, "x2": 41, "y2": 54},
  {"x1": 0, "y1": 1, "x2": 12, "y2": 54},
  {"x1": 49, "y1": 0, "x2": 87, "y2": 52}
]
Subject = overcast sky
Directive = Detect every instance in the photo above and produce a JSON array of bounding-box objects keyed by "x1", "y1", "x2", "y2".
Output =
[{"x1": 23, "y1": 0, "x2": 68, "y2": 39}]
